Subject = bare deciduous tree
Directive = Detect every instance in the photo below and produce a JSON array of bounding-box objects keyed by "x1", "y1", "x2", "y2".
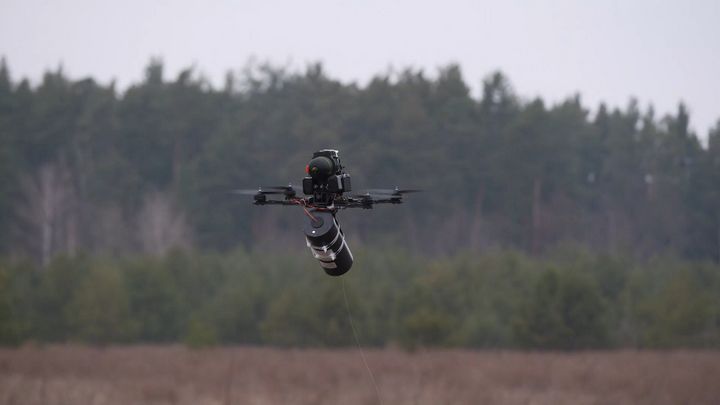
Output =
[
  {"x1": 137, "y1": 191, "x2": 193, "y2": 256},
  {"x1": 15, "y1": 161, "x2": 78, "y2": 267}
]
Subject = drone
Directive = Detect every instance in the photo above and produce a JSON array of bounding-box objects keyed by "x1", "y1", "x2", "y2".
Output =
[{"x1": 233, "y1": 149, "x2": 418, "y2": 276}]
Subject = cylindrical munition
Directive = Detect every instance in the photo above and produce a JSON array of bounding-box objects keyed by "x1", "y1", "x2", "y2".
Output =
[{"x1": 303, "y1": 211, "x2": 353, "y2": 276}]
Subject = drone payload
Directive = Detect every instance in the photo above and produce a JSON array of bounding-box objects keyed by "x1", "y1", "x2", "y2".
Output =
[
  {"x1": 233, "y1": 149, "x2": 418, "y2": 276},
  {"x1": 303, "y1": 210, "x2": 353, "y2": 276}
]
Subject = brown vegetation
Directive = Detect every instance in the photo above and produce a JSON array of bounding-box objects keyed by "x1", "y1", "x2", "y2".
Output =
[{"x1": 1, "y1": 346, "x2": 719, "y2": 405}]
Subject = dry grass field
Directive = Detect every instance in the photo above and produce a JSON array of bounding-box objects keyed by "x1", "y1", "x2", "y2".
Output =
[{"x1": 0, "y1": 346, "x2": 719, "y2": 405}]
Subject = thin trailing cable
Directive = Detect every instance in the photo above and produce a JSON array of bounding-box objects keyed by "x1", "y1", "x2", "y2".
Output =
[{"x1": 342, "y1": 278, "x2": 383, "y2": 405}]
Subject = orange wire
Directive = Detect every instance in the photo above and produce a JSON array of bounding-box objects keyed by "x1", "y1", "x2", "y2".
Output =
[
  {"x1": 295, "y1": 198, "x2": 318, "y2": 222},
  {"x1": 302, "y1": 206, "x2": 318, "y2": 222}
]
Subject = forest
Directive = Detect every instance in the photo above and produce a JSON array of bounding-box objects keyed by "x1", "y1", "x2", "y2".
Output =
[{"x1": 0, "y1": 58, "x2": 719, "y2": 348}]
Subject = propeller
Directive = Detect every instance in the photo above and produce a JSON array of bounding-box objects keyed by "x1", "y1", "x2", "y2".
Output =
[
  {"x1": 363, "y1": 187, "x2": 422, "y2": 196},
  {"x1": 350, "y1": 192, "x2": 391, "y2": 200},
  {"x1": 230, "y1": 189, "x2": 280, "y2": 195},
  {"x1": 230, "y1": 184, "x2": 298, "y2": 197},
  {"x1": 264, "y1": 184, "x2": 298, "y2": 198}
]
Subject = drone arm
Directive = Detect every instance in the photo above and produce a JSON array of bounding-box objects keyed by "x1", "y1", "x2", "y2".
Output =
[
  {"x1": 254, "y1": 198, "x2": 302, "y2": 206},
  {"x1": 366, "y1": 198, "x2": 402, "y2": 205},
  {"x1": 339, "y1": 196, "x2": 403, "y2": 209}
]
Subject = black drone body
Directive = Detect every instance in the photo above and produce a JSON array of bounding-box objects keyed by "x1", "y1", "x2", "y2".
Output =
[{"x1": 234, "y1": 149, "x2": 418, "y2": 276}]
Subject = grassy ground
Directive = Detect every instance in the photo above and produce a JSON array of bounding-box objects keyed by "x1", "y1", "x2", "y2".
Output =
[{"x1": 0, "y1": 346, "x2": 719, "y2": 405}]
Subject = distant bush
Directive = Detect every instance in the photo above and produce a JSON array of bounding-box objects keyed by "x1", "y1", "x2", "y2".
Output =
[
  {"x1": 0, "y1": 267, "x2": 21, "y2": 346},
  {"x1": 513, "y1": 268, "x2": 609, "y2": 349},
  {"x1": 184, "y1": 318, "x2": 218, "y2": 348}
]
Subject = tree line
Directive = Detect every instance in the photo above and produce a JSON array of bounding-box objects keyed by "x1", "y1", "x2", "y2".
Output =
[
  {"x1": 0, "y1": 58, "x2": 719, "y2": 261},
  {"x1": 1, "y1": 249, "x2": 719, "y2": 349}
]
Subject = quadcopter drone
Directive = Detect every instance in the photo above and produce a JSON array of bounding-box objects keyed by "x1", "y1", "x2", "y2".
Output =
[{"x1": 234, "y1": 149, "x2": 418, "y2": 276}]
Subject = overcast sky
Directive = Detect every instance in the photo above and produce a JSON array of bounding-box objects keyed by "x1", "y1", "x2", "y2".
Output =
[{"x1": 2, "y1": 0, "x2": 719, "y2": 138}]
